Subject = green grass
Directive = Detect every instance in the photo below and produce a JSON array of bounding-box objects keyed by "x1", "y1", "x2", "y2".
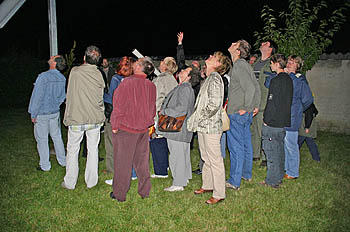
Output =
[{"x1": 0, "y1": 108, "x2": 349, "y2": 231}]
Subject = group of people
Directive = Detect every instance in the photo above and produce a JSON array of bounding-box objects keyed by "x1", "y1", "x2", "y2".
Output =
[{"x1": 28, "y1": 32, "x2": 320, "y2": 205}]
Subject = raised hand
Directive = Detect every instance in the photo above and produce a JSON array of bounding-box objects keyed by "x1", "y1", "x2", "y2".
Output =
[{"x1": 177, "y1": 32, "x2": 184, "y2": 45}]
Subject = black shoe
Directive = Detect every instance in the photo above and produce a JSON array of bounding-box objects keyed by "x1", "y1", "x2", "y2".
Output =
[
  {"x1": 110, "y1": 192, "x2": 125, "y2": 202},
  {"x1": 193, "y1": 169, "x2": 202, "y2": 175},
  {"x1": 110, "y1": 192, "x2": 116, "y2": 199},
  {"x1": 253, "y1": 158, "x2": 260, "y2": 161},
  {"x1": 259, "y1": 160, "x2": 267, "y2": 167}
]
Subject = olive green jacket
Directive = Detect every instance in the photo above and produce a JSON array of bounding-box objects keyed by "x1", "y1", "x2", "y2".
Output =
[{"x1": 254, "y1": 57, "x2": 271, "y2": 111}]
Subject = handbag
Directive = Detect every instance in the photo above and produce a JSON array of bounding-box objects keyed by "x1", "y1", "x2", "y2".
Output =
[
  {"x1": 222, "y1": 108, "x2": 230, "y2": 131},
  {"x1": 158, "y1": 114, "x2": 186, "y2": 132}
]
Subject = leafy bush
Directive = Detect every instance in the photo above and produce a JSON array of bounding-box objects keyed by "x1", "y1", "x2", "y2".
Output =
[
  {"x1": 254, "y1": 0, "x2": 349, "y2": 73},
  {"x1": 63, "y1": 41, "x2": 76, "y2": 77}
]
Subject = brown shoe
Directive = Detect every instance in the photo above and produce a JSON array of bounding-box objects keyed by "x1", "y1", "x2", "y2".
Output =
[
  {"x1": 206, "y1": 197, "x2": 224, "y2": 204},
  {"x1": 194, "y1": 188, "x2": 213, "y2": 195},
  {"x1": 284, "y1": 174, "x2": 297, "y2": 179}
]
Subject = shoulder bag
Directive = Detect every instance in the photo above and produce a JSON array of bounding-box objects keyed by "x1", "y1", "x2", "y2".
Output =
[
  {"x1": 222, "y1": 107, "x2": 230, "y2": 131},
  {"x1": 157, "y1": 90, "x2": 186, "y2": 132}
]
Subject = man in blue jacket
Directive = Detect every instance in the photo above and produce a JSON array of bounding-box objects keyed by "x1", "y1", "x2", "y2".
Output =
[
  {"x1": 28, "y1": 55, "x2": 67, "y2": 171},
  {"x1": 283, "y1": 56, "x2": 313, "y2": 179}
]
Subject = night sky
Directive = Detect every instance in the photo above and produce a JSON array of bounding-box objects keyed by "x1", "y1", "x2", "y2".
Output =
[{"x1": 1, "y1": 0, "x2": 349, "y2": 61}]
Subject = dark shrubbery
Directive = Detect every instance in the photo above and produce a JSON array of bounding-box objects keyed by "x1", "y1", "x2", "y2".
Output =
[{"x1": 0, "y1": 51, "x2": 47, "y2": 107}]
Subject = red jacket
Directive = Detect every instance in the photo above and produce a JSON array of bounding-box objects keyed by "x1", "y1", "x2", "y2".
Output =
[{"x1": 111, "y1": 74, "x2": 156, "y2": 133}]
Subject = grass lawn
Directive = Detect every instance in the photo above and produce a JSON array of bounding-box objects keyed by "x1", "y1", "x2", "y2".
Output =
[{"x1": 0, "y1": 108, "x2": 349, "y2": 231}]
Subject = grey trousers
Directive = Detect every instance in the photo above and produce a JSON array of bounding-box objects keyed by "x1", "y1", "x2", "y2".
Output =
[
  {"x1": 167, "y1": 139, "x2": 192, "y2": 187},
  {"x1": 262, "y1": 125, "x2": 286, "y2": 186}
]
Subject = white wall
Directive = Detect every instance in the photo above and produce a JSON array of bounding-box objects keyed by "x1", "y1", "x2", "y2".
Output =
[{"x1": 306, "y1": 60, "x2": 350, "y2": 134}]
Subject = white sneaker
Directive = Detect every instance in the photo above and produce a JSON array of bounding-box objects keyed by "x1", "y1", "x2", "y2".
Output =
[
  {"x1": 132, "y1": 177, "x2": 137, "y2": 180},
  {"x1": 61, "y1": 181, "x2": 74, "y2": 190},
  {"x1": 225, "y1": 182, "x2": 240, "y2": 190},
  {"x1": 164, "y1": 185, "x2": 184, "y2": 192},
  {"x1": 151, "y1": 174, "x2": 168, "y2": 178},
  {"x1": 105, "y1": 179, "x2": 113, "y2": 185}
]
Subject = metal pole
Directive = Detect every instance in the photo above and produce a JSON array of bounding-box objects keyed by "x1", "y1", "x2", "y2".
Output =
[
  {"x1": 48, "y1": 0, "x2": 58, "y2": 56},
  {"x1": 0, "y1": 0, "x2": 26, "y2": 29}
]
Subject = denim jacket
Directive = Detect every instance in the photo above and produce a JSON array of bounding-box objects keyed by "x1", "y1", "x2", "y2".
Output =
[
  {"x1": 103, "y1": 74, "x2": 125, "y2": 104},
  {"x1": 28, "y1": 69, "x2": 66, "y2": 118}
]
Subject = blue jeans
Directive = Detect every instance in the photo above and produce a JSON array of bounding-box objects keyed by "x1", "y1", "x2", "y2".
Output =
[
  {"x1": 131, "y1": 168, "x2": 137, "y2": 178},
  {"x1": 227, "y1": 113, "x2": 253, "y2": 187},
  {"x1": 298, "y1": 136, "x2": 320, "y2": 161},
  {"x1": 284, "y1": 131, "x2": 300, "y2": 177},
  {"x1": 34, "y1": 112, "x2": 66, "y2": 171},
  {"x1": 220, "y1": 132, "x2": 227, "y2": 158},
  {"x1": 262, "y1": 125, "x2": 286, "y2": 186},
  {"x1": 149, "y1": 137, "x2": 169, "y2": 175}
]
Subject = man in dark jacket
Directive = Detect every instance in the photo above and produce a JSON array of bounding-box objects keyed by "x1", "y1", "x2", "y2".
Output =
[
  {"x1": 251, "y1": 40, "x2": 278, "y2": 167},
  {"x1": 101, "y1": 58, "x2": 115, "y2": 89},
  {"x1": 264, "y1": 55, "x2": 313, "y2": 180},
  {"x1": 260, "y1": 54, "x2": 293, "y2": 188}
]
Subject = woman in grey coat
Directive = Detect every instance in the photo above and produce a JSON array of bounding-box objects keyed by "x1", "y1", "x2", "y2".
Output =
[
  {"x1": 150, "y1": 57, "x2": 178, "y2": 178},
  {"x1": 157, "y1": 67, "x2": 196, "y2": 192}
]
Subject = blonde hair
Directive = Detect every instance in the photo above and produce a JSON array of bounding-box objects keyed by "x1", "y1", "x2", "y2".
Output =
[
  {"x1": 214, "y1": 51, "x2": 232, "y2": 75},
  {"x1": 163, "y1": 57, "x2": 178, "y2": 74},
  {"x1": 288, "y1": 55, "x2": 303, "y2": 72}
]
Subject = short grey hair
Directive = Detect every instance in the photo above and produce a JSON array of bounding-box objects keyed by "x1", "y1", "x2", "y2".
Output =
[
  {"x1": 140, "y1": 57, "x2": 155, "y2": 76},
  {"x1": 54, "y1": 56, "x2": 66, "y2": 71},
  {"x1": 85, "y1": 45, "x2": 101, "y2": 65}
]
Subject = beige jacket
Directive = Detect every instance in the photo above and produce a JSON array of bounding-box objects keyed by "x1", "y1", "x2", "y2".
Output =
[
  {"x1": 152, "y1": 72, "x2": 178, "y2": 138},
  {"x1": 187, "y1": 72, "x2": 224, "y2": 134},
  {"x1": 152, "y1": 72, "x2": 178, "y2": 113},
  {"x1": 63, "y1": 64, "x2": 105, "y2": 126}
]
